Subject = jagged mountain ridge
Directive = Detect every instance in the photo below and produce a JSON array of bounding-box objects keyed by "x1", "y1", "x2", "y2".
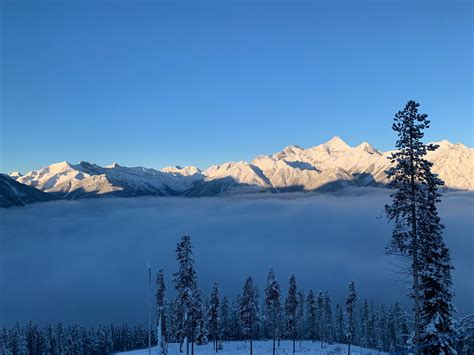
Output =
[{"x1": 7, "y1": 137, "x2": 474, "y2": 202}]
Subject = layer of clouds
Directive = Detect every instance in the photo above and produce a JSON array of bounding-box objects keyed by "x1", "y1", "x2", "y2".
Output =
[{"x1": 0, "y1": 189, "x2": 472, "y2": 326}]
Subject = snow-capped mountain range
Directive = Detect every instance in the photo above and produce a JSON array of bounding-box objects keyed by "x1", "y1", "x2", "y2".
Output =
[{"x1": 3, "y1": 137, "x2": 473, "y2": 206}]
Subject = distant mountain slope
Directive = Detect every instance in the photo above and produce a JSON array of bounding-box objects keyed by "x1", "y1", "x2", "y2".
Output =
[
  {"x1": 7, "y1": 137, "x2": 473, "y2": 203},
  {"x1": 14, "y1": 161, "x2": 201, "y2": 199},
  {"x1": 0, "y1": 174, "x2": 52, "y2": 207}
]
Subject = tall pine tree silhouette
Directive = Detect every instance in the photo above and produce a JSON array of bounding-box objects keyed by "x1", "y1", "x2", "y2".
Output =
[{"x1": 385, "y1": 100, "x2": 455, "y2": 353}]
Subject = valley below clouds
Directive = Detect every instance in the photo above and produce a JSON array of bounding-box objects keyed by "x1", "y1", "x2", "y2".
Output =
[{"x1": 0, "y1": 189, "x2": 472, "y2": 326}]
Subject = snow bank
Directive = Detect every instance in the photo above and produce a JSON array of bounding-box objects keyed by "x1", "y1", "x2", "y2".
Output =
[{"x1": 116, "y1": 340, "x2": 386, "y2": 354}]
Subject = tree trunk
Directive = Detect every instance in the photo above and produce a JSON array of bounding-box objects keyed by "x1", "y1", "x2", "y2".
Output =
[
  {"x1": 273, "y1": 309, "x2": 276, "y2": 355},
  {"x1": 409, "y1": 132, "x2": 420, "y2": 355},
  {"x1": 347, "y1": 342, "x2": 351, "y2": 355},
  {"x1": 293, "y1": 338, "x2": 295, "y2": 354},
  {"x1": 250, "y1": 313, "x2": 253, "y2": 355}
]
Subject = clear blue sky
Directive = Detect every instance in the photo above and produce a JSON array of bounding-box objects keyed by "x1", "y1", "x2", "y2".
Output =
[{"x1": 1, "y1": 0, "x2": 472, "y2": 173}]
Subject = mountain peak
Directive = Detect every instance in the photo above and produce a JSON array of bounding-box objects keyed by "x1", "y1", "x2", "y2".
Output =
[
  {"x1": 105, "y1": 162, "x2": 121, "y2": 168},
  {"x1": 283, "y1": 144, "x2": 303, "y2": 152},
  {"x1": 161, "y1": 165, "x2": 201, "y2": 176},
  {"x1": 278, "y1": 145, "x2": 304, "y2": 157},
  {"x1": 355, "y1": 141, "x2": 380, "y2": 154},
  {"x1": 9, "y1": 171, "x2": 23, "y2": 179},
  {"x1": 49, "y1": 161, "x2": 73, "y2": 171},
  {"x1": 323, "y1": 136, "x2": 351, "y2": 151}
]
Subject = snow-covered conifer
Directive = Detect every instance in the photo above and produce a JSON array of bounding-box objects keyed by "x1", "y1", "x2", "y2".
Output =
[
  {"x1": 306, "y1": 290, "x2": 317, "y2": 343},
  {"x1": 359, "y1": 299, "x2": 369, "y2": 348},
  {"x1": 377, "y1": 305, "x2": 388, "y2": 351},
  {"x1": 367, "y1": 301, "x2": 376, "y2": 348},
  {"x1": 385, "y1": 100, "x2": 456, "y2": 353},
  {"x1": 324, "y1": 291, "x2": 335, "y2": 344},
  {"x1": 156, "y1": 268, "x2": 168, "y2": 343},
  {"x1": 345, "y1": 281, "x2": 357, "y2": 354},
  {"x1": 285, "y1": 274, "x2": 298, "y2": 353},
  {"x1": 264, "y1": 269, "x2": 281, "y2": 355},
  {"x1": 296, "y1": 290, "x2": 305, "y2": 345},
  {"x1": 335, "y1": 303, "x2": 344, "y2": 344},
  {"x1": 219, "y1": 296, "x2": 231, "y2": 341},
  {"x1": 238, "y1": 277, "x2": 259, "y2": 355},
  {"x1": 418, "y1": 169, "x2": 456, "y2": 353},
  {"x1": 208, "y1": 283, "x2": 221, "y2": 352},
  {"x1": 316, "y1": 291, "x2": 325, "y2": 347},
  {"x1": 172, "y1": 235, "x2": 200, "y2": 353}
]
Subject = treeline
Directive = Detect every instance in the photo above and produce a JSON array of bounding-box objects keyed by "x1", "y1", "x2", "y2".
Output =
[
  {"x1": 0, "y1": 296, "x2": 409, "y2": 355},
  {"x1": 0, "y1": 322, "x2": 152, "y2": 354}
]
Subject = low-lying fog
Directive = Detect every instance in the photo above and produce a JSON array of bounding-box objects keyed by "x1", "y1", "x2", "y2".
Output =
[{"x1": 1, "y1": 189, "x2": 472, "y2": 326}]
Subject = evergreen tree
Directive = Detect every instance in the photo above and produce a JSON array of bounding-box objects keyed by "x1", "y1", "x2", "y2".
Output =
[
  {"x1": 0, "y1": 328, "x2": 7, "y2": 355},
  {"x1": 377, "y1": 305, "x2": 388, "y2": 352},
  {"x1": 156, "y1": 268, "x2": 168, "y2": 343},
  {"x1": 400, "y1": 306, "x2": 410, "y2": 350},
  {"x1": 359, "y1": 299, "x2": 369, "y2": 348},
  {"x1": 230, "y1": 299, "x2": 241, "y2": 341},
  {"x1": 285, "y1": 274, "x2": 298, "y2": 354},
  {"x1": 195, "y1": 299, "x2": 209, "y2": 346},
  {"x1": 263, "y1": 269, "x2": 281, "y2": 355},
  {"x1": 190, "y1": 288, "x2": 207, "y2": 351},
  {"x1": 172, "y1": 235, "x2": 200, "y2": 353},
  {"x1": 418, "y1": 168, "x2": 457, "y2": 353},
  {"x1": 324, "y1": 292, "x2": 335, "y2": 344},
  {"x1": 385, "y1": 100, "x2": 455, "y2": 353},
  {"x1": 238, "y1": 277, "x2": 259, "y2": 355},
  {"x1": 345, "y1": 281, "x2": 357, "y2": 355},
  {"x1": 296, "y1": 290, "x2": 305, "y2": 346},
  {"x1": 219, "y1": 296, "x2": 231, "y2": 341},
  {"x1": 25, "y1": 321, "x2": 40, "y2": 355},
  {"x1": 335, "y1": 303, "x2": 344, "y2": 344},
  {"x1": 306, "y1": 290, "x2": 317, "y2": 343},
  {"x1": 9, "y1": 322, "x2": 27, "y2": 355},
  {"x1": 367, "y1": 301, "x2": 376, "y2": 349},
  {"x1": 316, "y1": 291, "x2": 325, "y2": 347},
  {"x1": 208, "y1": 283, "x2": 221, "y2": 352}
]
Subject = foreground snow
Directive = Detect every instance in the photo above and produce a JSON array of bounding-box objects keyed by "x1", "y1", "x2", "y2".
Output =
[{"x1": 116, "y1": 340, "x2": 387, "y2": 354}]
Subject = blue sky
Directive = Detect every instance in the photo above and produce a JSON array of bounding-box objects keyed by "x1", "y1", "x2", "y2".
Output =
[{"x1": 1, "y1": 0, "x2": 472, "y2": 173}]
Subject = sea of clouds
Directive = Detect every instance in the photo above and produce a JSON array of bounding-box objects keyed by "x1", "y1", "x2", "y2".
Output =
[{"x1": 0, "y1": 188, "x2": 472, "y2": 326}]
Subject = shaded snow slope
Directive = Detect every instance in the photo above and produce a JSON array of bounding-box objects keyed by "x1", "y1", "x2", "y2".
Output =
[{"x1": 0, "y1": 174, "x2": 51, "y2": 207}]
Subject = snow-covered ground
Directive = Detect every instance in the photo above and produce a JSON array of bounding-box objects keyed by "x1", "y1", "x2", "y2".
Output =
[{"x1": 117, "y1": 340, "x2": 386, "y2": 354}]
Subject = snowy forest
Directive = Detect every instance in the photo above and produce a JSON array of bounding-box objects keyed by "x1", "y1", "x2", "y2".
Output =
[
  {"x1": 1, "y1": 101, "x2": 473, "y2": 355},
  {"x1": 1, "y1": 236, "x2": 473, "y2": 354}
]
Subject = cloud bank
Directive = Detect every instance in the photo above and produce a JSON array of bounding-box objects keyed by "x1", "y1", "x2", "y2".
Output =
[{"x1": 0, "y1": 189, "x2": 472, "y2": 326}]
